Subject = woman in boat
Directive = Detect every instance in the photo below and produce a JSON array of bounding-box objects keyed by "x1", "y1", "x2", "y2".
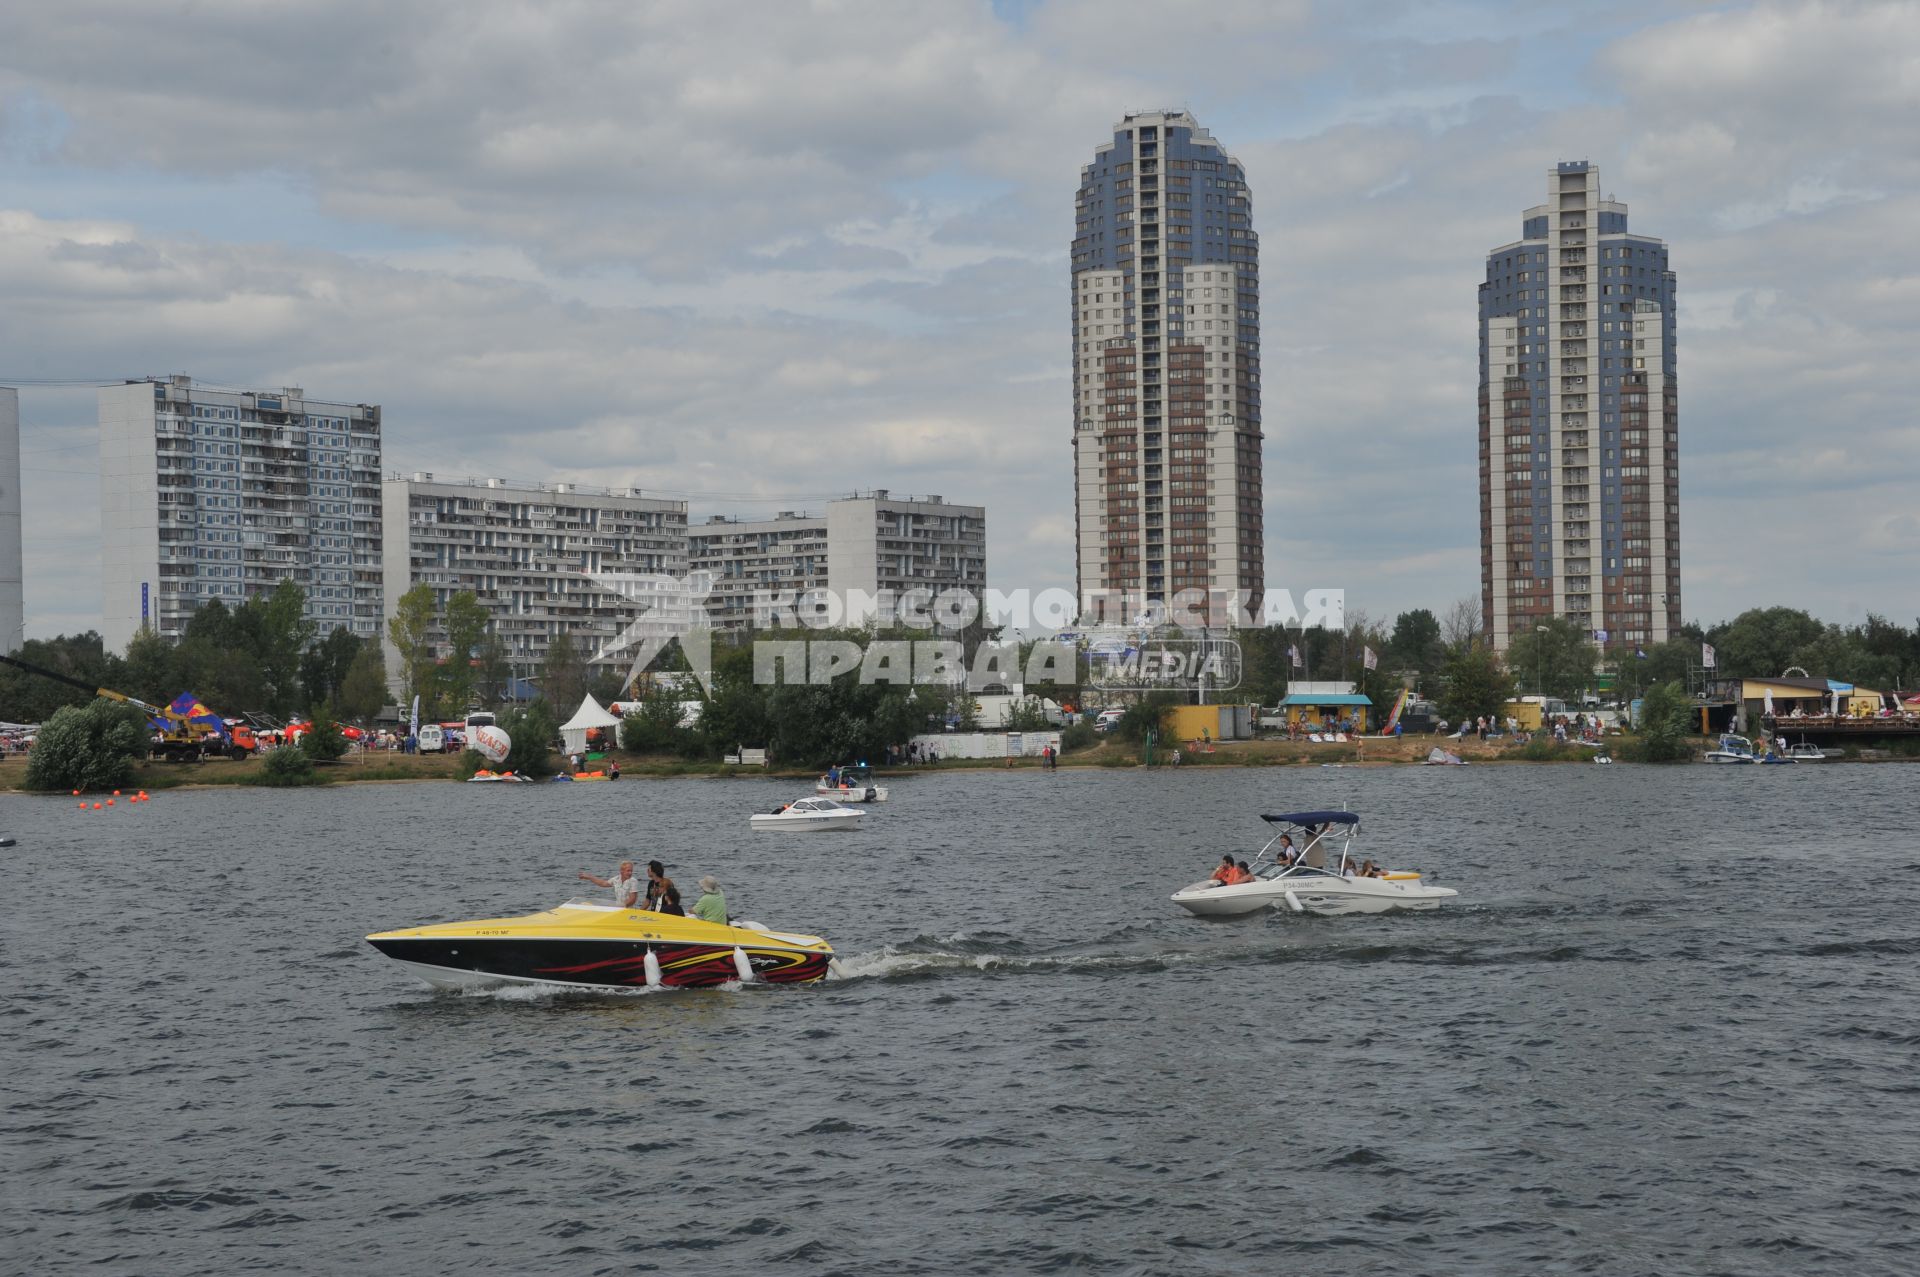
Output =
[{"x1": 646, "y1": 860, "x2": 684, "y2": 916}]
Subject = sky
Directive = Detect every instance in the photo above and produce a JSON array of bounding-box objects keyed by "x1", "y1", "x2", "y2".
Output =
[{"x1": 1, "y1": 0, "x2": 1915, "y2": 642}]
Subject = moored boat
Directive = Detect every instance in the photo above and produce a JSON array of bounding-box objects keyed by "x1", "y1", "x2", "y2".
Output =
[{"x1": 367, "y1": 898, "x2": 834, "y2": 991}]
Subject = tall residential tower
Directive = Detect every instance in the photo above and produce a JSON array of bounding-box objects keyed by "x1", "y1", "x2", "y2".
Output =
[
  {"x1": 1479, "y1": 162, "x2": 1680, "y2": 653},
  {"x1": 1071, "y1": 110, "x2": 1262, "y2": 620}
]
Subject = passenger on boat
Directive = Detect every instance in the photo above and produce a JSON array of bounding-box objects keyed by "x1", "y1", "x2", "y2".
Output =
[
  {"x1": 691, "y1": 876, "x2": 728, "y2": 925},
  {"x1": 646, "y1": 860, "x2": 684, "y2": 915},
  {"x1": 1213, "y1": 854, "x2": 1239, "y2": 884},
  {"x1": 1274, "y1": 833, "x2": 1296, "y2": 865},
  {"x1": 579, "y1": 860, "x2": 644, "y2": 908}
]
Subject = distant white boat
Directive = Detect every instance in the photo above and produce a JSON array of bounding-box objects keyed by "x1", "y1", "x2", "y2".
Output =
[
  {"x1": 1422, "y1": 746, "x2": 1468, "y2": 766},
  {"x1": 751, "y1": 796, "x2": 866, "y2": 832}
]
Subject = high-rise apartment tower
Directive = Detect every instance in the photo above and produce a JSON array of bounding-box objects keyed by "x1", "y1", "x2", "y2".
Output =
[
  {"x1": 1071, "y1": 110, "x2": 1262, "y2": 620},
  {"x1": 1479, "y1": 161, "x2": 1680, "y2": 652}
]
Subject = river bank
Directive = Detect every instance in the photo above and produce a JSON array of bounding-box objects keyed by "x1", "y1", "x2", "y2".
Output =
[{"x1": 6, "y1": 730, "x2": 1911, "y2": 793}]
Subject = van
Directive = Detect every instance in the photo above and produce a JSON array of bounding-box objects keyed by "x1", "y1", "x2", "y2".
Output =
[{"x1": 416, "y1": 723, "x2": 444, "y2": 753}]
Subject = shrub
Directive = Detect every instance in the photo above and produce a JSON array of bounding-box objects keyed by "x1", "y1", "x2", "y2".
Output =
[
  {"x1": 1116, "y1": 693, "x2": 1179, "y2": 745},
  {"x1": 299, "y1": 708, "x2": 349, "y2": 762},
  {"x1": 25, "y1": 700, "x2": 148, "y2": 792},
  {"x1": 1634, "y1": 682, "x2": 1694, "y2": 762},
  {"x1": 499, "y1": 701, "x2": 559, "y2": 777},
  {"x1": 458, "y1": 748, "x2": 488, "y2": 776},
  {"x1": 1059, "y1": 721, "x2": 1096, "y2": 753},
  {"x1": 259, "y1": 745, "x2": 320, "y2": 787}
]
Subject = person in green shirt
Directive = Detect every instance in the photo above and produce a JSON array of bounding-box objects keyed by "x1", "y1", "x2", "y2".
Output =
[{"x1": 691, "y1": 876, "x2": 728, "y2": 925}]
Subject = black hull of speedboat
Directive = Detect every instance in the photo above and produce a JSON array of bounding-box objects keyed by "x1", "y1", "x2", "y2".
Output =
[{"x1": 366, "y1": 936, "x2": 832, "y2": 990}]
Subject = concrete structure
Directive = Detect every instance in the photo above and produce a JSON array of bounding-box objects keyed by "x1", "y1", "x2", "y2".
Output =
[
  {"x1": 1480, "y1": 162, "x2": 1681, "y2": 654},
  {"x1": 1071, "y1": 109, "x2": 1263, "y2": 620},
  {"x1": 691, "y1": 491, "x2": 985, "y2": 629},
  {"x1": 0, "y1": 388, "x2": 21, "y2": 653},
  {"x1": 99, "y1": 376, "x2": 383, "y2": 651},
  {"x1": 381, "y1": 474, "x2": 687, "y2": 686}
]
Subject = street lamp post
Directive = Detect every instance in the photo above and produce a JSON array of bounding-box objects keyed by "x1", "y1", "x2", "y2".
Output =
[{"x1": 1535, "y1": 624, "x2": 1549, "y2": 700}]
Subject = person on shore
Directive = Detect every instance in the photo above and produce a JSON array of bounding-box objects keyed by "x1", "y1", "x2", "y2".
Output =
[
  {"x1": 579, "y1": 860, "x2": 644, "y2": 908},
  {"x1": 691, "y1": 876, "x2": 728, "y2": 925},
  {"x1": 647, "y1": 860, "x2": 684, "y2": 915},
  {"x1": 608, "y1": 759, "x2": 620, "y2": 780}
]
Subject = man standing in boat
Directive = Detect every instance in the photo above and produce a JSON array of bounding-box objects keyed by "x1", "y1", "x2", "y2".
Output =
[{"x1": 579, "y1": 860, "x2": 644, "y2": 908}]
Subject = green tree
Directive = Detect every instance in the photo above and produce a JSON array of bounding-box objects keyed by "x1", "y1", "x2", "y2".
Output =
[
  {"x1": 541, "y1": 629, "x2": 589, "y2": 711},
  {"x1": 619, "y1": 689, "x2": 692, "y2": 756},
  {"x1": 24, "y1": 700, "x2": 148, "y2": 792},
  {"x1": 1504, "y1": 616, "x2": 1600, "y2": 700},
  {"x1": 473, "y1": 630, "x2": 513, "y2": 707},
  {"x1": 0, "y1": 632, "x2": 124, "y2": 722},
  {"x1": 1709, "y1": 607, "x2": 1824, "y2": 678},
  {"x1": 1634, "y1": 681, "x2": 1695, "y2": 762},
  {"x1": 499, "y1": 700, "x2": 560, "y2": 777},
  {"x1": 120, "y1": 625, "x2": 179, "y2": 705},
  {"x1": 1388, "y1": 609, "x2": 1444, "y2": 687},
  {"x1": 1438, "y1": 642, "x2": 1512, "y2": 725},
  {"x1": 247, "y1": 579, "x2": 315, "y2": 714},
  {"x1": 441, "y1": 591, "x2": 490, "y2": 712},
  {"x1": 387, "y1": 583, "x2": 440, "y2": 713},
  {"x1": 337, "y1": 639, "x2": 391, "y2": 724},
  {"x1": 1116, "y1": 692, "x2": 1179, "y2": 745},
  {"x1": 299, "y1": 626, "x2": 362, "y2": 713},
  {"x1": 1004, "y1": 696, "x2": 1053, "y2": 732}
]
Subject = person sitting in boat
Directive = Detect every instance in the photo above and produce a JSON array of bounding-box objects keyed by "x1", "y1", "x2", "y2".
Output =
[
  {"x1": 579, "y1": 860, "x2": 644, "y2": 908},
  {"x1": 1274, "y1": 833, "x2": 1297, "y2": 866},
  {"x1": 646, "y1": 860, "x2": 684, "y2": 916},
  {"x1": 1212, "y1": 854, "x2": 1239, "y2": 885},
  {"x1": 691, "y1": 876, "x2": 728, "y2": 925}
]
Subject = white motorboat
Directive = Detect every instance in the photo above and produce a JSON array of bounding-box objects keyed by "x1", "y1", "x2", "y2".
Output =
[
  {"x1": 1704, "y1": 733, "x2": 1759, "y2": 764},
  {"x1": 1171, "y1": 811, "x2": 1457, "y2": 918},
  {"x1": 750, "y1": 795, "x2": 866, "y2": 832},
  {"x1": 816, "y1": 765, "x2": 888, "y2": 802},
  {"x1": 1782, "y1": 738, "x2": 1831, "y2": 763}
]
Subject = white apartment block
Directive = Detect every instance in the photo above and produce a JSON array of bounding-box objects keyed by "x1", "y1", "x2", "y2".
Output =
[
  {"x1": 381, "y1": 473, "x2": 688, "y2": 685},
  {"x1": 691, "y1": 491, "x2": 986, "y2": 630},
  {"x1": 99, "y1": 376, "x2": 383, "y2": 651}
]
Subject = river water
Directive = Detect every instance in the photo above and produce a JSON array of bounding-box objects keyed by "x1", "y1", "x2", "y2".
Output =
[{"x1": 4, "y1": 763, "x2": 1919, "y2": 1275}]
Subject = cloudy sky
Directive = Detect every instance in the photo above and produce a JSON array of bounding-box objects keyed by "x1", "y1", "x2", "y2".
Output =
[{"x1": 2, "y1": 0, "x2": 1915, "y2": 641}]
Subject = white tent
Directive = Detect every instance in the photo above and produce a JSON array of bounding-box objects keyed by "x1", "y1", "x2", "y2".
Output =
[{"x1": 560, "y1": 694, "x2": 623, "y2": 756}]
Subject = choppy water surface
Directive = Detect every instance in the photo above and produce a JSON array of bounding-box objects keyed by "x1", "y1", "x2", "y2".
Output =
[{"x1": 4, "y1": 764, "x2": 1919, "y2": 1275}]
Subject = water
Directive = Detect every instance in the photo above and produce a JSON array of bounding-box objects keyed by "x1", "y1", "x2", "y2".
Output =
[{"x1": 4, "y1": 764, "x2": 1919, "y2": 1275}]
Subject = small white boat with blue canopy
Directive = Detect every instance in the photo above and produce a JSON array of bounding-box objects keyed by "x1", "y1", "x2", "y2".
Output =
[{"x1": 1170, "y1": 811, "x2": 1458, "y2": 918}]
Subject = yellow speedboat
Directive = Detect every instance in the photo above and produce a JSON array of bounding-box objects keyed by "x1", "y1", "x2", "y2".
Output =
[{"x1": 366, "y1": 898, "x2": 835, "y2": 991}]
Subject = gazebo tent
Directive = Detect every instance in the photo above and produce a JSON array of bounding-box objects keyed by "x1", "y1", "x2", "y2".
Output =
[{"x1": 560, "y1": 695, "x2": 623, "y2": 756}]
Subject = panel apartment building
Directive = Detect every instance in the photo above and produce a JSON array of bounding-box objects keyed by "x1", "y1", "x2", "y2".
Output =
[
  {"x1": 99, "y1": 376, "x2": 383, "y2": 650},
  {"x1": 690, "y1": 491, "x2": 986, "y2": 630},
  {"x1": 1479, "y1": 161, "x2": 1681, "y2": 652},
  {"x1": 381, "y1": 473, "x2": 688, "y2": 685},
  {"x1": 1070, "y1": 109, "x2": 1264, "y2": 619}
]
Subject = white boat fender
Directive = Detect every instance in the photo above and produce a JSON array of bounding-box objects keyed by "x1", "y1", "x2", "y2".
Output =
[
  {"x1": 1283, "y1": 890, "x2": 1305, "y2": 914},
  {"x1": 732, "y1": 947, "x2": 755, "y2": 984},
  {"x1": 643, "y1": 949, "x2": 663, "y2": 988}
]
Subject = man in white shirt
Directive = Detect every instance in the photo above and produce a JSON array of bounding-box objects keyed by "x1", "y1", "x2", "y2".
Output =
[{"x1": 578, "y1": 860, "x2": 643, "y2": 908}]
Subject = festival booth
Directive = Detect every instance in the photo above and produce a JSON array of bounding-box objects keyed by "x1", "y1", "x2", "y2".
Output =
[
  {"x1": 560, "y1": 695, "x2": 624, "y2": 759},
  {"x1": 1276, "y1": 682, "x2": 1373, "y2": 734}
]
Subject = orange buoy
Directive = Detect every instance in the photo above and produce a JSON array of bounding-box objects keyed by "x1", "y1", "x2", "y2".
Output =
[
  {"x1": 77, "y1": 801, "x2": 85, "y2": 809},
  {"x1": 113, "y1": 789, "x2": 122, "y2": 796},
  {"x1": 72, "y1": 789, "x2": 80, "y2": 796},
  {"x1": 92, "y1": 802, "x2": 103, "y2": 810},
  {"x1": 106, "y1": 798, "x2": 115, "y2": 806}
]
